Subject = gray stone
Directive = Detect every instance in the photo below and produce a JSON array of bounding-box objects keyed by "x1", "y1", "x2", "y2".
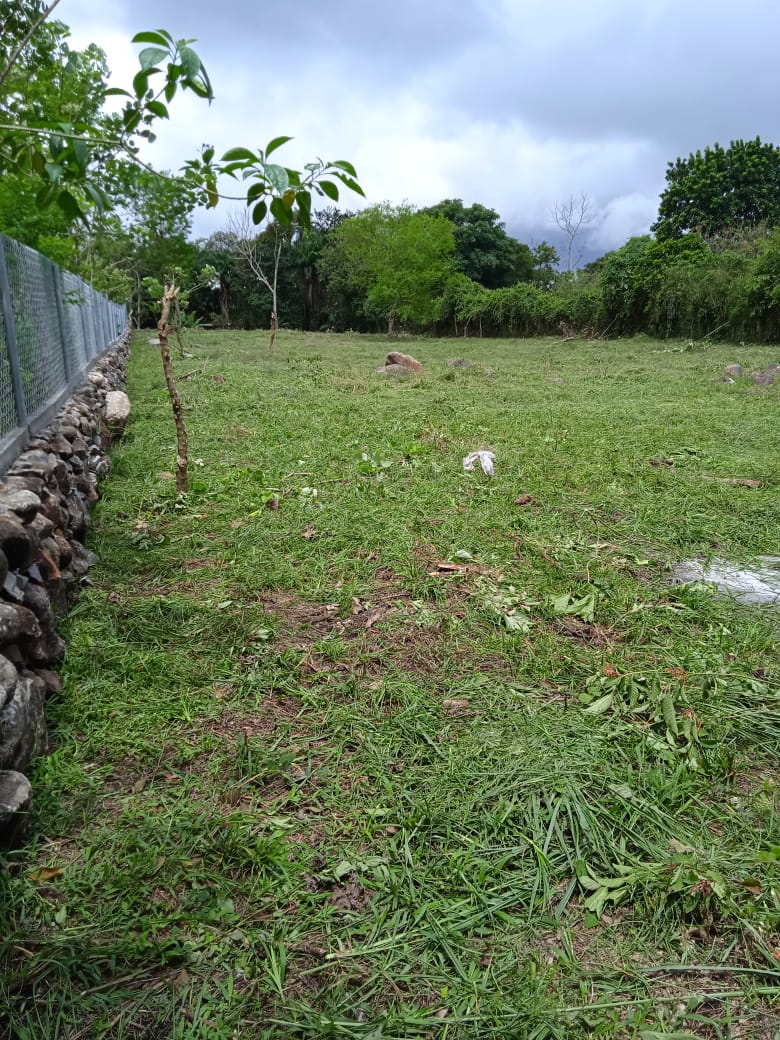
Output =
[
  {"x1": 0, "y1": 604, "x2": 41, "y2": 644},
  {"x1": 448, "y1": 358, "x2": 472, "y2": 367},
  {"x1": 0, "y1": 656, "x2": 18, "y2": 710},
  {"x1": 723, "y1": 364, "x2": 743, "y2": 378},
  {"x1": 3, "y1": 571, "x2": 29, "y2": 603},
  {"x1": 0, "y1": 489, "x2": 41, "y2": 524},
  {"x1": 105, "y1": 390, "x2": 131, "y2": 429},
  {"x1": 26, "y1": 512, "x2": 54, "y2": 541},
  {"x1": 0, "y1": 516, "x2": 32, "y2": 570},
  {"x1": 0, "y1": 676, "x2": 46, "y2": 771},
  {"x1": 752, "y1": 363, "x2": 780, "y2": 387},
  {"x1": 0, "y1": 771, "x2": 33, "y2": 849},
  {"x1": 9, "y1": 450, "x2": 56, "y2": 480}
]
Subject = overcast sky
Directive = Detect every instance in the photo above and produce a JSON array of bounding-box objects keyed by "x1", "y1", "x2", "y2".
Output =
[{"x1": 61, "y1": 0, "x2": 779, "y2": 263}]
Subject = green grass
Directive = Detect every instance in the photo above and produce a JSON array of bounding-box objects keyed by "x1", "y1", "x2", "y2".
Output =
[{"x1": 2, "y1": 330, "x2": 779, "y2": 1038}]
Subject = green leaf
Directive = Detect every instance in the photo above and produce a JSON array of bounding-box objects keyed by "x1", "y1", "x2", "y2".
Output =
[
  {"x1": 583, "y1": 693, "x2": 614, "y2": 715},
  {"x1": 57, "y1": 190, "x2": 84, "y2": 222},
  {"x1": 163, "y1": 81, "x2": 176, "y2": 103},
  {"x1": 72, "y1": 139, "x2": 88, "y2": 168},
  {"x1": 103, "y1": 87, "x2": 131, "y2": 98},
  {"x1": 265, "y1": 136, "x2": 293, "y2": 158},
  {"x1": 205, "y1": 178, "x2": 219, "y2": 209},
  {"x1": 318, "y1": 179, "x2": 339, "y2": 201},
  {"x1": 202, "y1": 146, "x2": 215, "y2": 164},
  {"x1": 146, "y1": 100, "x2": 169, "y2": 119},
  {"x1": 251, "y1": 199, "x2": 268, "y2": 225},
  {"x1": 221, "y1": 146, "x2": 258, "y2": 164},
  {"x1": 333, "y1": 173, "x2": 365, "y2": 197},
  {"x1": 661, "y1": 694, "x2": 679, "y2": 738},
  {"x1": 332, "y1": 159, "x2": 358, "y2": 177},
  {"x1": 138, "y1": 46, "x2": 168, "y2": 70},
  {"x1": 44, "y1": 162, "x2": 63, "y2": 183},
  {"x1": 132, "y1": 69, "x2": 154, "y2": 98},
  {"x1": 178, "y1": 45, "x2": 202, "y2": 79},
  {"x1": 246, "y1": 182, "x2": 266, "y2": 204},
  {"x1": 131, "y1": 30, "x2": 172, "y2": 46},
  {"x1": 296, "y1": 190, "x2": 312, "y2": 227},
  {"x1": 264, "y1": 163, "x2": 289, "y2": 194},
  {"x1": 270, "y1": 196, "x2": 294, "y2": 225},
  {"x1": 84, "y1": 182, "x2": 107, "y2": 211}
]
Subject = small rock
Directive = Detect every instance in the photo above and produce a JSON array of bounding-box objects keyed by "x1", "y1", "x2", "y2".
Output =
[
  {"x1": 447, "y1": 358, "x2": 472, "y2": 367},
  {"x1": 0, "y1": 675, "x2": 46, "y2": 770},
  {"x1": 0, "y1": 770, "x2": 33, "y2": 849},
  {"x1": 0, "y1": 516, "x2": 32, "y2": 570},
  {"x1": 2, "y1": 572, "x2": 29, "y2": 603},
  {"x1": 0, "y1": 490, "x2": 41, "y2": 525},
  {"x1": 723, "y1": 364, "x2": 743, "y2": 378},
  {"x1": 0, "y1": 604, "x2": 41, "y2": 644}
]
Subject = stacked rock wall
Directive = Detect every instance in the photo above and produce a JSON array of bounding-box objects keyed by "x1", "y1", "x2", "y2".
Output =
[{"x1": 0, "y1": 331, "x2": 130, "y2": 848}]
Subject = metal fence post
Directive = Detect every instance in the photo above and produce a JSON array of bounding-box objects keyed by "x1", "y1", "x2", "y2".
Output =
[
  {"x1": 50, "y1": 261, "x2": 72, "y2": 382},
  {"x1": 0, "y1": 235, "x2": 28, "y2": 426}
]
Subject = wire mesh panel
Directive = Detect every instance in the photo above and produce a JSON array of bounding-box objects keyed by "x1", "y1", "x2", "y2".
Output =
[
  {"x1": 0, "y1": 309, "x2": 18, "y2": 439},
  {"x1": 61, "y1": 270, "x2": 89, "y2": 371},
  {"x1": 2, "y1": 237, "x2": 66, "y2": 419},
  {"x1": 81, "y1": 281, "x2": 98, "y2": 361},
  {"x1": 0, "y1": 232, "x2": 127, "y2": 460}
]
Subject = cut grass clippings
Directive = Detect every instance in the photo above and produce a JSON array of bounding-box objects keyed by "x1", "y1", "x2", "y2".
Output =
[{"x1": 1, "y1": 330, "x2": 779, "y2": 1039}]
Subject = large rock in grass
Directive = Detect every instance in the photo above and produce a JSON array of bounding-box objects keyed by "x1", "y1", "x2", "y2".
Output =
[
  {"x1": 105, "y1": 390, "x2": 131, "y2": 432},
  {"x1": 751, "y1": 363, "x2": 780, "y2": 387},
  {"x1": 376, "y1": 351, "x2": 424, "y2": 375}
]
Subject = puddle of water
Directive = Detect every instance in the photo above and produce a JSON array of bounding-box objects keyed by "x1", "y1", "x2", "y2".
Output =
[{"x1": 673, "y1": 556, "x2": 780, "y2": 606}]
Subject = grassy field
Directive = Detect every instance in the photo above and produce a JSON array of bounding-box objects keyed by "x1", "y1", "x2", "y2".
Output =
[{"x1": 2, "y1": 330, "x2": 780, "y2": 1039}]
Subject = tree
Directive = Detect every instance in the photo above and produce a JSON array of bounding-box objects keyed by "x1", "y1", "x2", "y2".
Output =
[
  {"x1": 552, "y1": 193, "x2": 594, "y2": 272},
  {"x1": 227, "y1": 210, "x2": 294, "y2": 348},
  {"x1": 420, "y1": 198, "x2": 534, "y2": 288},
  {"x1": 653, "y1": 138, "x2": 780, "y2": 240},
  {"x1": 319, "y1": 204, "x2": 457, "y2": 333}
]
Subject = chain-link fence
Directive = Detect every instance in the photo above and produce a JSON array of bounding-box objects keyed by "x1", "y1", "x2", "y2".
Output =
[{"x1": 0, "y1": 233, "x2": 127, "y2": 472}]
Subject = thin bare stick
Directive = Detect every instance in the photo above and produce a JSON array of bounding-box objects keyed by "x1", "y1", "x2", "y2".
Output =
[{"x1": 157, "y1": 284, "x2": 189, "y2": 493}]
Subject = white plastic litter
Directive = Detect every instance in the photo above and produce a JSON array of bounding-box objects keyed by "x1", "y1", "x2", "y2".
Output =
[
  {"x1": 463, "y1": 450, "x2": 496, "y2": 477},
  {"x1": 672, "y1": 556, "x2": 780, "y2": 606}
]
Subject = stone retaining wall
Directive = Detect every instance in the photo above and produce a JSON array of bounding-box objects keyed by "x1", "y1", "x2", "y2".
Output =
[{"x1": 0, "y1": 332, "x2": 130, "y2": 848}]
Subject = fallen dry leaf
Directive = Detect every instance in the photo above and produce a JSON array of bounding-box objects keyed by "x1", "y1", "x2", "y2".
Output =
[
  {"x1": 29, "y1": 866, "x2": 64, "y2": 882},
  {"x1": 211, "y1": 374, "x2": 225, "y2": 383},
  {"x1": 514, "y1": 495, "x2": 535, "y2": 506},
  {"x1": 302, "y1": 524, "x2": 316, "y2": 539},
  {"x1": 158, "y1": 471, "x2": 175, "y2": 480},
  {"x1": 649, "y1": 457, "x2": 675, "y2": 467}
]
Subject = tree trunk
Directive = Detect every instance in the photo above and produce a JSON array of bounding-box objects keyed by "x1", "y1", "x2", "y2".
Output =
[{"x1": 157, "y1": 283, "x2": 188, "y2": 493}]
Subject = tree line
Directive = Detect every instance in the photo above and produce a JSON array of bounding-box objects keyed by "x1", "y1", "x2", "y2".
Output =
[{"x1": 4, "y1": 3, "x2": 780, "y2": 344}]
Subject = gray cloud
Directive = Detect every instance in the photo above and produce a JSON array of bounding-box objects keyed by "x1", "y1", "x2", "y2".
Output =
[{"x1": 60, "y1": 0, "x2": 780, "y2": 258}]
